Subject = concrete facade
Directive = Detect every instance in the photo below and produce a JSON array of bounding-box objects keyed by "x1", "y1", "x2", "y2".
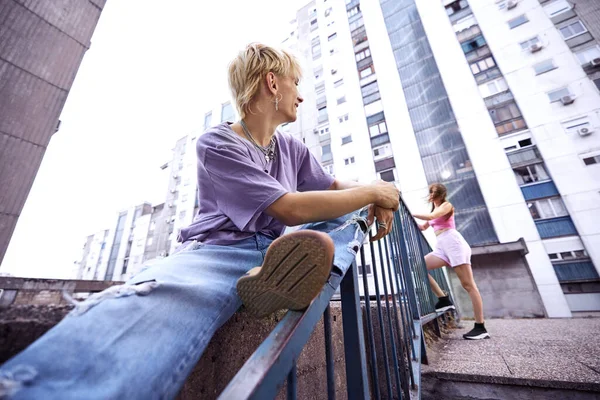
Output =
[
  {"x1": 274, "y1": 0, "x2": 600, "y2": 316},
  {"x1": 0, "y1": 0, "x2": 106, "y2": 265}
]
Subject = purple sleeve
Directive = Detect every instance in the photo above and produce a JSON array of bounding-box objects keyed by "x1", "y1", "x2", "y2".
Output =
[
  {"x1": 202, "y1": 142, "x2": 288, "y2": 231},
  {"x1": 295, "y1": 139, "x2": 335, "y2": 192}
]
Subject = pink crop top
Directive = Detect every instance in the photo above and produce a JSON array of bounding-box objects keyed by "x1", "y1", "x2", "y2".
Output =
[{"x1": 429, "y1": 213, "x2": 455, "y2": 231}]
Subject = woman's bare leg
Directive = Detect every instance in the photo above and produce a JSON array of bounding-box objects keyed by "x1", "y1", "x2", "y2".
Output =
[
  {"x1": 425, "y1": 254, "x2": 448, "y2": 298},
  {"x1": 454, "y1": 263, "x2": 484, "y2": 323}
]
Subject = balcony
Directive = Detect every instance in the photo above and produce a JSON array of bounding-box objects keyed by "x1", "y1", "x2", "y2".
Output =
[
  {"x1": 535, "y1": 216, "x2": 577, "y2": 238},
  {"x1": 521, "y1": 180, "x2": 559, "y2": 201},
  {"x1": 553, "y1": 261, "x2": 599, "y2": 282},
  {"x1": 507, "y1": 146, "x2": 542, "y2": 167}
]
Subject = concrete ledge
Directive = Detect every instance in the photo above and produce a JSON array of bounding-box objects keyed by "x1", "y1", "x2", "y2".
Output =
[
  {"x1": 423, "y1": 370, "x2": 600, "y2": 393},
  {"x1": 471, "y1": 238, "x2": 528, "y2": 256}
]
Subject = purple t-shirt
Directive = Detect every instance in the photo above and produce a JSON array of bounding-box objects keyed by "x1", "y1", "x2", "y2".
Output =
[{"x1": 179, "y1": 122, "x2": 335, "y2": 245}]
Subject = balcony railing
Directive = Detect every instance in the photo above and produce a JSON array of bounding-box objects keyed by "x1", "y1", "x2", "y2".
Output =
[
  {"x1": 535, "y1": 216, "x2": 578, "y2": 239},
  {"x1": 219, "y1": 197, "x2": 455, "y2": 399}
]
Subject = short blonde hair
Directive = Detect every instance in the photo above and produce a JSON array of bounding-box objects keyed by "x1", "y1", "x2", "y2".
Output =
[{"x1": 228, "y1": 43, "x2": 303, "y2": 119}]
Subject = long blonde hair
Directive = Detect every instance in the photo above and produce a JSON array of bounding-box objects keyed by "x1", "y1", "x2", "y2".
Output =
[{"x1": 227, "y1": 43, "x2": 303, "y2": 119}]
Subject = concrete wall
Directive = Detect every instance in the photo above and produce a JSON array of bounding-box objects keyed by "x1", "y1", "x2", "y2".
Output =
[
  {"x1": 448, "y1": 252, "x2": 546, "y2": 318},
  {"x1": 0, "y1": 0, "x2": 106, "y2": 264}
]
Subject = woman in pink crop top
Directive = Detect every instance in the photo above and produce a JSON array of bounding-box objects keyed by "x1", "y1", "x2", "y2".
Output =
[{"x1": 413, "y1": 183, "x2": 489, "y2": 340}]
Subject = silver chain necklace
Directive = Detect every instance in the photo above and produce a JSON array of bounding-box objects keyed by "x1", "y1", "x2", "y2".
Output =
[{"x1": 239, "y1": 120, "x2": 277, "y2": 164}]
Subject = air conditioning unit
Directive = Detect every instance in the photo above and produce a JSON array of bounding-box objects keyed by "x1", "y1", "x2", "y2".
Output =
[
  {"x1": 313, "y1": 129, "x2": 319, "y2": 134},
  {"x1": 578, "y1": 127, "x2": 593, "y2": 137},
  {"x1": 560, "y1": 95, "x2": 575, "y2": 105},
  {"x1": 591, "y1": 58, "x2": 600, "y2": 67},
  {"x1": 529, "y1": 43, "x2": 543, "y2": 53},
  {"x1": 507, "y1": 0, "x2": 518, "y2": 10}
]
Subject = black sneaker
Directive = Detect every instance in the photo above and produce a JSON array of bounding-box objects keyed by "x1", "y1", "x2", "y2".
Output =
[
  {"x1": 435, "y1": 295, "x2": 455, "y2": 313},
  {"x1": 463, "y1": 323, "x2": 490, "y2": 340}
]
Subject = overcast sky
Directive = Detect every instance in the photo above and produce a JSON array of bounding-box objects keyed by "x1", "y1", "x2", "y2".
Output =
[{"x1": 1, "y1": 0, "x2": 308, "y2": 278}]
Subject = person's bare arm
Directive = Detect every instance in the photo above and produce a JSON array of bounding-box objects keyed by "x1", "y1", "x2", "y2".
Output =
[
  {"x1": 413, "y1": 202, "x2": 453, "y2": 221},
  {"x1": 419, "y1": 221, "x2": 430, "y2": 231},
  {"x1": 266, "y1": 181, "x2": 399, "y2": 226}
]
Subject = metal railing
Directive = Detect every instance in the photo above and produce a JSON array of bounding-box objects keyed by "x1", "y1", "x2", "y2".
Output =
[{"x1": 219, "y1": 198, "x2": 455, "y2": 399}]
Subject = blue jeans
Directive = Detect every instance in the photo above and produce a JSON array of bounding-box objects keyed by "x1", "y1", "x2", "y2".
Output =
[{"x1": 0, "y1": 209, "x2": 368, "y2": 399}]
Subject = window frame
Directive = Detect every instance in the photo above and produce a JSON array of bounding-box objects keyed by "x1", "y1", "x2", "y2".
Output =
[
  {"x1": 559, "y1": 20, "x2": 588, "y2": 40},
  {"x1": 533, "y1": 59, "x2": 557, "y2": 75},
  {"x1": 508, "y1": 14, "x2": 529, "y2": 29}
]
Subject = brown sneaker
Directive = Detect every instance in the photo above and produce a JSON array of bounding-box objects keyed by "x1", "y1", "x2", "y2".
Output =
[{"x1": 236, "y1": 230, "x2": 334, "y2": 317}]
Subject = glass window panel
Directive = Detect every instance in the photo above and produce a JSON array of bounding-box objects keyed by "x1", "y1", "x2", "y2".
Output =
[{"x1": 550, "y1": 198, "x2": 567, "y2": 216}]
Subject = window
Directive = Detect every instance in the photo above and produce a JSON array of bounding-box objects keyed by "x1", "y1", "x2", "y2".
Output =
[
  {"x1": 489, "y1": 102, "x2": 522, "y2": 124},
  {"x1": 204, "y1": 112, "x2": 212, "y2": 130},
  {"x1": 347, "y1": 5, "x2": 360, "y2": 17},
  {"x1": 323, "y1": 164, "x2": 334, "y2": 175},
  {"x1": 338, "y1": 114, "x2": 349, "y2": 123},
  {"x1": 478, "y1": 77, "x2": 508, "y2": 98},
  {"x1": 351, "y1": 25, "x2": 367, "y2": 45},
  {"x1": 445, "y1": 0, "x2": 469, "y2": 16},
  {"x1": 179, "y1": 210, "x2": 187, "y2": 219},
  {"x1": 319, "y1": 126, "x2": 330, "y2": 135},
  {"x1": 373, "y1": 144, "x2": 392, "y2": 161},
  {"x1": 583, "y1": 155, "x2": 600, "y2": 165},
  {"x1": 519, "y1": 37, "x2": 541, "y2": 50},
  {"x1": 360, "y1": 65, "x2": 375, "y2": 78},
  {"x1": 314, "y1": 67, "x2": 323, "y2": 80},
  {"x1": 349, "y1": 17, "x2": 364, "y2": 32},
  {"x1": 328, "y1": 33, "x2": 337, "y2": 41},
  {"x1": 355, "y1": 48, "x2": 371, "y2": 62},
  {"x1": 513, "y1": 163, "x2": 550, "y2": 185},
  {"x1": 461, "y1": 36, "x2": 486, "y2": 54},
  {"x1": 322, "y1": 144, "x2": 331, "y2": 155},
  {"x1": 337, "y1": 96, "x2": 346, "y2": 105},
  {"x1": 342, "y1": 135, "x2": 352, "y2": 145},
  {"x1": 547, "y1": 87, "x2": 571, "y2": 102},
  {"x1": 380, "y1": 169, "x2": 395, "y2": 183},
  {"x1": 559, "y1": 21, "x2": 587, "y2": 40},
  {"x1": 344, "y1": 156, "x2": 356, "y2": 165},
  {"x1": 331, "y1": 68, "x2": 338, "y2": 75},
  {"x1": 221, "y1": 102, "x2": 234, "y2": 122},
  {"x1": 310, "y1": 18, "x2": 318, "y2": 32},
  {"x1": 528, "y1": 197, "x2": 568, "y2": 220},
  {"x1": 149, "y1": 221, "x2": 156, "y2": 231},
  {"x1": 324, "y1": 7, "x2": 332, "y2": 17},
  {"x1": 312, "y1": 43, "x2": 322, "y2": 59},
  {"x1": 358, "y1": 263, "x2": 372, "y2": 276},
  {"x1": 361, "y1": 81, "x2": 379, "y2": 97},
  {"x1": 334, "y1": 79, "x2": 344, "y2": 88},
  {"x1": 489, "y1": 101, "x2": 526, "y2": 135},
  {"x1": 369, "y1": 121, "x2": 388, "y2": 137},
  {"x1": 318, "y1": 106, "x2": 328, "y2": 122},
  {"x1": 575, "y1": 46, "x2": 600, "y2": 65},
  {"x1": 543, "y1": 0, "x2": 571, "y2": 17},
  {"x1": 316, "y1": 82, "x2": 326, "y2": 95},
  {"x1": 533, "y1": 59, "x2": 557, "y2": 75},
  {"x1": 548, "y1": 249, "x2": 588, "y2": 261},
  {"x1": 508, "y1": 15, "x2": 529, "y2": 29},
  {"x1": 594, "y1": 78, "x2": 600, "y2": 91},
  {"x1": 147, "y1": 237, "x2": 153, "y2": 246},
  {"x1": 469, "y1": 57, "x2": 496, "y2": 75}
]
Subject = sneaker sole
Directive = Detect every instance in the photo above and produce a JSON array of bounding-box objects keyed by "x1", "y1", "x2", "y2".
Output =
[
  {"x1": 236, "y1": 231, "x2": 334, "y2": 318},
  {"x1": 463, "y1": 332, "x2": 491, "y2": 340},
  {"x1": 436, "y1": 305, "x2": 456, "y2": 313}
]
